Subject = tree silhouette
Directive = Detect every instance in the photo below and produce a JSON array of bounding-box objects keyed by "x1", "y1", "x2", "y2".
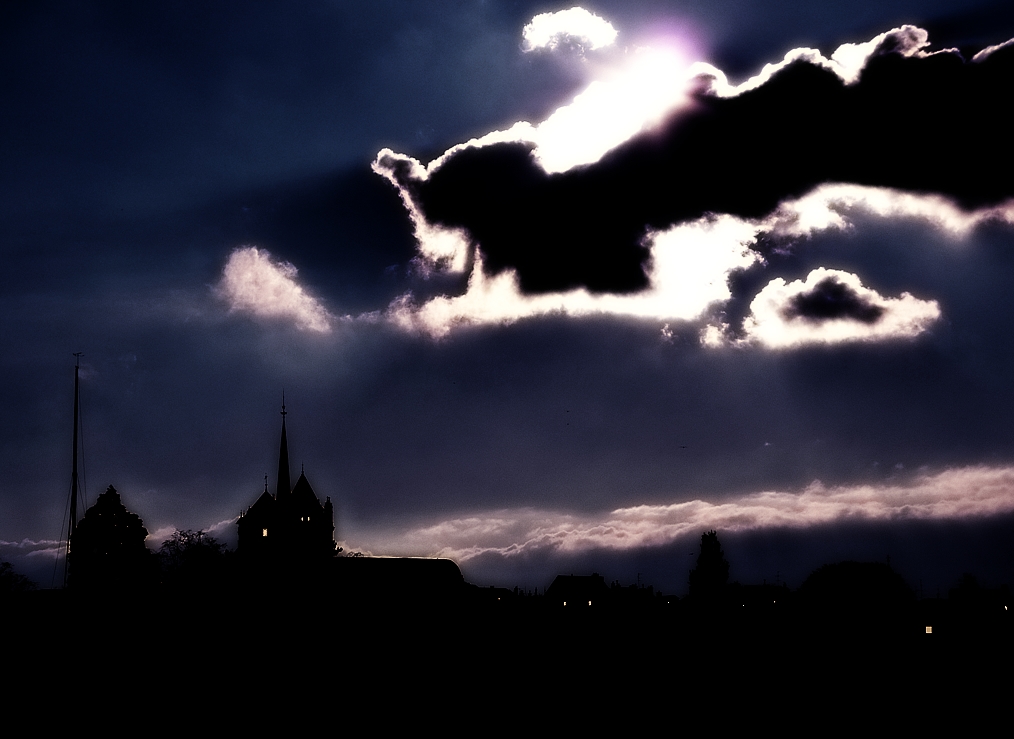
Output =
[
  {"x1": 689, "y1": 530, "x2": 730, "y2": 601},
  {"x1": 158, "y1": 529, "x2": 227, "y2": 590},
  {"x1": 71, "y1": 485, "x2": 156, "y2": 591},
  {"x1": 0, "y1": 561, "x2": 36, "y2": 595}
]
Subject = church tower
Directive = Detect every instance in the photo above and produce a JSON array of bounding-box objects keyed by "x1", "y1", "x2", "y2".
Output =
[
  {"x1": 276, "y1": 396, "x2": 290, "y2": 500},
  {"x1": 237, "y1": 400, "x2": 337, "y2": 560}
]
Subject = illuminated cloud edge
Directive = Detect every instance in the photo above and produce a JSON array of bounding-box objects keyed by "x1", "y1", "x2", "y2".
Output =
[
  {"x1": 734, "y1": 268, "x2": 941, "y2": 349},
  {"x1": 373, "y1": 25, "x2": 1014, "y2": 342}
]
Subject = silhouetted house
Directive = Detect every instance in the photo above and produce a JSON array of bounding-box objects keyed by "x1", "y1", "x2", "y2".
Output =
[
  {"x1": 333, "y1": 556, "x2": 466, "y2": 604},
  {"x1": 798, "y1": 561, "x2": 915, "y2": 611},
  {"x1": 237, "y1": 403, "x2": 337, "y2": 562},
  {"x1": 797, "y1": 561, "x2": 916, "y2": 635}
]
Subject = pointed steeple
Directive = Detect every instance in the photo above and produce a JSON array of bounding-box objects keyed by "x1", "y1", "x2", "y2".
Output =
[{"x1": 276, "y1": 394, "x2": 291, "y2": 499}]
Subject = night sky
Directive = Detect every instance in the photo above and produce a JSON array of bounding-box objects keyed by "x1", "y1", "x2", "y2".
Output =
[{"x1": 4, "y1": 1, "x2": 1014, "y2": 594}]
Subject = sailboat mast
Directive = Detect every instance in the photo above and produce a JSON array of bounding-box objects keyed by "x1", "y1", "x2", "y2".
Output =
[{"x1": 65, "y1": 353, "x2": 82, "y2": 584}]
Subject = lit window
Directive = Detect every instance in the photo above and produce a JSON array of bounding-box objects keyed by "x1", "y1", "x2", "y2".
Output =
[
  {"x1": 588, "y1": 601, "x2": 592, "y2": 606},
  {"x1": 925, "y1": 626, "x2": 933, "y2": 634},
  {"x1": 262, "y1": 528, "x2": 268, "y2": 537}
]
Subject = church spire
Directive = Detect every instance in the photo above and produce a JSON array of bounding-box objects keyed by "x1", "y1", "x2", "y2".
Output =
[{"x1": 276, "y1": 394, "x2": 290, "y2": 499}]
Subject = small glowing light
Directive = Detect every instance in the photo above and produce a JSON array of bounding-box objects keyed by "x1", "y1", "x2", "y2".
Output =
[
  {"x1": 262, "y1": 528, "x2": 268, "y2": 537},
  {"x1": 563, "y1": 601, "x2": 567, "y2": 606},
  {"x1": 588, "y1": 600, "x2": 592, "y2": 606},
  {"x1": 925, "y1": 626, "x2": 933, "y2": 634}
]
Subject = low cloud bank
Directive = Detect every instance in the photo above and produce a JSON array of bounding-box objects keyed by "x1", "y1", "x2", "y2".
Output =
[
  {"x1": 0, "y1": 538, "x2": 63, "y2": 560},
  {"x1": 355, "y1": 466, "x2": 1014, "y2": 563}
]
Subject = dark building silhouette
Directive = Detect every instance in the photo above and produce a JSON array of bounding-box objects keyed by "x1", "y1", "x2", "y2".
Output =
[
  {"x1": 797, "y1": 561, "x2": 916, "y2": 608},
  {"x1": 237, "y1": 402, "x2": 337, "y2": 562},
  {"x1": 545, "y1": 573, "x2": 609, "y2": 607},
  {"x1": 333, "y1": 556, "x2": 466, "y2": 604}
]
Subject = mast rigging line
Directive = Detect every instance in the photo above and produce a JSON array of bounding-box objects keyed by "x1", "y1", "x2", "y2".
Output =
[{"x1": 61, "y1": 353, "x2": 88, "y2": 588}]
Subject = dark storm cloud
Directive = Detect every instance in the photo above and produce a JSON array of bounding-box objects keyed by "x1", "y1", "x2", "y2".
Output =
[
  {"x1": 781, "y1": 276, "x2": 886, "y2": 324},
  {"x1": 384, "y1": 32, "x2": 1014, "y2": 295}
]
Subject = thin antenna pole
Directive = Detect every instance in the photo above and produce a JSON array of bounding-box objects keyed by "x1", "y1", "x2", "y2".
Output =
[{"x1": 65, "y1": 353, "x2": 83, "y2": 586}]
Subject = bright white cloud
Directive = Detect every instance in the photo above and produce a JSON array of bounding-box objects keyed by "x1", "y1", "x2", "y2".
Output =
[
  {"x1": 352, "y1": 466, "x2": 1014, "y2": 562},
  {"x1": 522, "y1": 7, "x2": 618, "y2": 53},
  {"x1": 533, "y1": 45, "x2": 690, "y2": 172},
  {"x1": 740, "y1": 268, "x2": 940, "y2": 349},
  {"x1": 218, "y1": 247, "x2": 332, "y2": 332},
  {"x1": 388, "y1": 215, "x2": 760, "y2": 338}
]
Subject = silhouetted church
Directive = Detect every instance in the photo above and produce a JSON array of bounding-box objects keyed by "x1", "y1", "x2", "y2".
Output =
[{"x1": 237, "y1": 403, "x2": 337, "y2": 560}]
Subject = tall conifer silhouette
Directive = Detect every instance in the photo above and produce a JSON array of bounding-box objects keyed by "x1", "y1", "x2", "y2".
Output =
[{"x1": 689, "y1": 530, "x2": 730, "y2": 600}]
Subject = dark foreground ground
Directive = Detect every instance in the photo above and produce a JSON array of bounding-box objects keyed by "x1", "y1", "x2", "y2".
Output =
[{"x1": 3, "y1": 581, "x2": 1010, "y2": 728}]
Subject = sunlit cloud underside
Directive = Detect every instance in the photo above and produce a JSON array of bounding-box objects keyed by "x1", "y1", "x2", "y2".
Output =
[
  {"x1": 353, "y1": 466, "x2": 1014, "y2": 563},
  {"x1": 383, "y1": 184, "x2": 1008, "y2": 341}
]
